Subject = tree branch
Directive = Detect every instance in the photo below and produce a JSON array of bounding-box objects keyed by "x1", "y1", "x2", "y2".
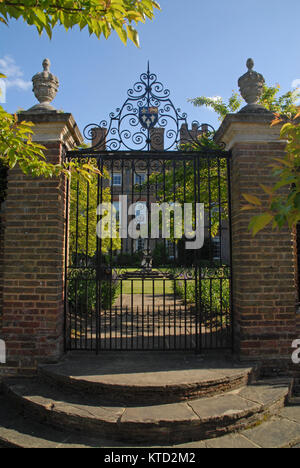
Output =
[{"x1": 1, "y1": 1, "x2": 107, "y2": 15}]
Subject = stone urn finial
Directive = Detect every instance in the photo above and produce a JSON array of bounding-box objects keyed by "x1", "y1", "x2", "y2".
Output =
[
  {"x1": 238, "y1": 58, "x2": 266, "y2": 113},
  {"x1": 27, "y1": 58, "x2": 59, "y2": 112}
]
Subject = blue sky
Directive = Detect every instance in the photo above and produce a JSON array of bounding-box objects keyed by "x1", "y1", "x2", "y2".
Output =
[{"x1": 0, "y1": 0, "x2": 300, "y2": 138}]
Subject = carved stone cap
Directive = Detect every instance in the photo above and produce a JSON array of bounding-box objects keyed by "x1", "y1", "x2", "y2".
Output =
[
  {"x1": 27, "y1": 59, "x2": 59, "y2": 112},
  {"x1": 18, "y1": 111, "x2": 84, "y2": 149},
  {"x1": 238, "y1": 58, "x2": 267, "y2": 113},
  {"x1": 214, "y1": 112, "x2": 282, "y2": 150}
]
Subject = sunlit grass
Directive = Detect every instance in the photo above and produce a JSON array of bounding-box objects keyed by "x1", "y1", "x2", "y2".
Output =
[{"x1": 117, "y1": 269, "x2": 174, "y2": 295}]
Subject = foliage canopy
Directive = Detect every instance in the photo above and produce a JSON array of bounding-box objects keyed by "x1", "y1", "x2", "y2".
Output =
[
  {"x1": 190, "y1": 84, "x2": 300, "y2": 121},
  {"x1": 0, "y1": 1, "x2": 160, "y2": 184},
  {"x1": 0, "y1": 0, "x2": 161, "y2": 47}
]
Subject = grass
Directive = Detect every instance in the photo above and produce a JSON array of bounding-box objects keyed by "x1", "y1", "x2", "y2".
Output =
[
  {"x1": 117, "y1": 269, "x2": 174, "y2": 295},
  {"x1": 121, "y1": 279, "x2": 174, "y2": 295}
]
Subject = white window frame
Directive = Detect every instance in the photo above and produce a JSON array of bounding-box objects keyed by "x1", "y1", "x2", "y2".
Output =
[{"x1": 111, "y1": 173, "x2": 122, "y2": 186}]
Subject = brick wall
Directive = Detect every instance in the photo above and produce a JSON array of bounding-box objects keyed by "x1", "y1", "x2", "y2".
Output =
[
  {"x1": 230, "y1": 141, "x2": 297, "y2": 360},
  {"x1": 0, "y1": 141, "x2": 68, "y2": 367},
  {"x1": 215, "y1": 114, "x2": 298, "y2": 363},
  {"x1": 0, "y1": 164, "x2": 8, "y2": 337},
  {"x1": 0, "y1": 209, "x2": 5, "y2": 333}
]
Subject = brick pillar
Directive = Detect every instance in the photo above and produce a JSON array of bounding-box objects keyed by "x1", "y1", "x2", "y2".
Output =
[
  {"x1": 0, "y1": 112, "x2": 83, "y2": 369},
  {"x1": 215, "y1": 113, "x2": 298, "y2": 365}
]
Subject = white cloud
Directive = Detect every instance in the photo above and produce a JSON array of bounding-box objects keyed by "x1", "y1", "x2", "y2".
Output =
[
  {"x1": 6, "y1": 78, "x2": 31, "y2": 91},
  {"x1": 204, "y1": 96, "x2": 222, "y2": 111},
  {"x1": 291, "y1": 79, "x2": 300, "y2": 104},
  {"x1": 292, "y1": 79, "x2": 300, "y2": 89},
  {"x1": 0, "y1": 79, "x2": 6, "y2": 103},
  {"x1": 208, "y1": 96, "x2": 222, "y2": 102},
  {"x1": 0, "y1": 55, "x2": 31, "y2": 92}
]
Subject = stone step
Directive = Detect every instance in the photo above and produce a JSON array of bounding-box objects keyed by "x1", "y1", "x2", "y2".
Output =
[
  {"x1": 294, "y1": 382, "x2": 300, "y2": 396},
  {"x1": 1, "y1": 393, "x2": 300, "y2": 449},
  {"x1": 2, "y1": 377, "x2": 290, "y2": 445},
  {"x1": 288, "y1": 379, "x2": 300, "y2": 405},
  {"x1": 38, "y1": 353, "x2": 256, "y2": 405},
  {"x1": 0, "y1": 395, "x2": 118, "y2": 448}
]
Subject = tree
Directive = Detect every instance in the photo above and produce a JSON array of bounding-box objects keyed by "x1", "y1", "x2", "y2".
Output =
[
  {"x1": 148, "y1": 135, "x2": 228, "y2": 240},
  {"x1": 0, "y1": 84, "x2": 100, "y2": 181},
  {"x1": 242, "y1": 114, "x2": 300, "y2": 235},
  {"x1": 0, "y1": 0, "x2": 160, "y2": 47},
  {"x1": 190, "y1": 83, "x2": 300, "y2": 235},
  {"x1": 0, "y1": 1, "x2": 161, "y2": 181},
  {"x1": 69, "y1": 165, "x2": 121, "y2": 259},
  {"x1": 190, "y1": 84, "x2": 300, "y2": 120}
]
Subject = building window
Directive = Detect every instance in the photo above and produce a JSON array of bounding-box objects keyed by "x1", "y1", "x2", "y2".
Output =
[
  {"x1": 136, "y1": 238, "x2": 145, "y2": 252},
  {"x1": 167, "y1": 240, "x2": 175, "y2": 259},
  {"x1": 135, "y1": 202, "x2": 147, "y2": 225},
  {"x1": 134, "y1": 173, "x2": 146, "y2": 185},
  {"x1": 213, "y1": 236, "x2": 221, "y2": 260},
  {"x1": 113, "y1": 201, "x2": 120, "y2": 222},
  {"x1": 112, "y1": 173, "x2": 122, "y2": 186}
]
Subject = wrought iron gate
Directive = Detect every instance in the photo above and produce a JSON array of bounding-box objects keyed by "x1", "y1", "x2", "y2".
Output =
[{"x1": 64, "y1": 66, "x2": 233, "y2": 352}]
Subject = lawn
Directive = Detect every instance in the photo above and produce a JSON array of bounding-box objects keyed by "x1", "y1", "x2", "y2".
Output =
[{"x1": 118, "y1": 269, "x2": 174, "y2": 295}]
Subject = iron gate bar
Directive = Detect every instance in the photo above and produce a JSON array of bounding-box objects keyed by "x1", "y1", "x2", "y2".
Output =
[
  {"x1": 68, "y1": 150, "x2": 229, "y2": 159},
  {"x1": 65, "y1": 150, "x2": 233, "y2": 353}
]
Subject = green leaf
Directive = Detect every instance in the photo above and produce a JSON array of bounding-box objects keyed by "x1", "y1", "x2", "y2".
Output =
[
  {"x1": 114, "y1": 23, "x2": 127, "y2": 45},
  {"x1": 33, "y1": 8, "x2": 48, "y2": 26},
  {"x1": 242, "y1": 193, "x2": 262, "y2": 206},
  {"x1": 249, "y1": 213, "x2": 274, "y2": 236},
  {"x1": 126, "y1": 24, "x2": 140, "y2": 47},
  {"x1": 294, "y1": 193, "x2": 300, "y2": 211}
]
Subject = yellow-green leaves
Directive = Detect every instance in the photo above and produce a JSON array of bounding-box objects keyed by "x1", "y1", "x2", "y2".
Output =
[
  {"x1": 0, "y1": 0, "x2": 161, "y2": 46},
  {"x1": 0, "y1": 105, "x2": 101, "y2": 182},
  {"x1": 242, "y1": 114, "x2": 300, "y2": 235},
  {"x1": 126, "y1": 24, "x2": 139, "y2": 47},
  {"x1": 242, "y1": 194, "x2": 262, "y2": 206},
  {"x1": 190, "y1": 85, "x2": 300, "y2": 121},
  {"x1": 248, "y1": 213, "x2": 274, "y2": 236}
]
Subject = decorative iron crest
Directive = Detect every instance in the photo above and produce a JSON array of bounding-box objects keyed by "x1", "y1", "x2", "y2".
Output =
[{"x1": 83, "y1": 64, "x2": 216, "y2": 152}]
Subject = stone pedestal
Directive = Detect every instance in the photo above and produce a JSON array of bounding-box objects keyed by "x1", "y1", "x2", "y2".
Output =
[
  {"x1": 0, "y1": 112, "x2": 82, "y2": 369},
  {"x1": 215, "y1": 113, "x2": 298, "y2": 364}
]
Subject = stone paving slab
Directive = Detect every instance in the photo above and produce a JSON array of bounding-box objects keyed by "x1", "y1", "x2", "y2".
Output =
[
  {"x1": 5, "y1": 379, "x2": 127, "y2": 423},
  {"x1": 238, "y1": 380, "x2": 290, "y2": 407},
  {"x1": 121, "y1": 402, "x2": 199, "y2": 424},
  {"x1": 242, "y1": 418, "x2": 300, "y2": 449},
  {"x1": 205, "y1": 433, "x2": 259, "y2": 448},
  {"x1": 279, "y1": 405, "x2": 300, "y2": 425},
  {"x1": 40, "y1": 352, "x2": 253, "y2": 388},
  {"x1": 188, "y1": 393, "x2": 261, "y2": 421}
]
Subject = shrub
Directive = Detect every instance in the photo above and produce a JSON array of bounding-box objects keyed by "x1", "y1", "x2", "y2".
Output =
[
  {"x1": 68, "y1": 268, "x2": 120, "y2": 312},
  {"x1": 152, "y1": 242, "x2": 171, "y2": 267},
  {"x1": 174, "y1": 267, "x2": 230, "y2": 326},
  {"x1": 115, "y1": 251, "x2": 143, "y2": 267}
]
